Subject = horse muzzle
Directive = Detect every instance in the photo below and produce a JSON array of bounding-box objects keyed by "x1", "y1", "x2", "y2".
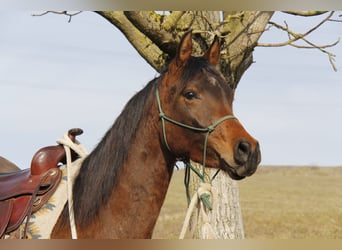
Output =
[{"x1": 220, "y1": 140, "x2": 261, "y2": 180}]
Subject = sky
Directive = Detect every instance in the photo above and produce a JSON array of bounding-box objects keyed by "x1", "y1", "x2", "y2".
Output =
[{"x1": 0, "y1": 11, "x2": 341, "y2": 168}]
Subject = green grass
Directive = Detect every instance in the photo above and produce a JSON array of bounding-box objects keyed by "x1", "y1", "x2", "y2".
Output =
[{"x1": 153, "y1": 166, "x2": 342, "y2": 239}]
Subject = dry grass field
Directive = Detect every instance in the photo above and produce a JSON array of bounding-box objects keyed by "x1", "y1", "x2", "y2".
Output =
[{"x1": 153, "y1": 166, "x2": 342, "y2": 239}]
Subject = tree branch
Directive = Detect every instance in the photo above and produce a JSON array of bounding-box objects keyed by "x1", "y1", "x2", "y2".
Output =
[
  {"x1": 282, "y1": 11, "x2": 328, "y2": 17},
  {"x1": 32, "y1": 11, "x2": 82, "y2": 23},
  {"x1": 258, "y1": 11, "x2": 339, "y2": 71},
  {"x1": 123, "y1": 11, "x2": 177, "y2": 55},
  {"x1": 96, "y1": 11, "x2": 167, "y2": 72}
]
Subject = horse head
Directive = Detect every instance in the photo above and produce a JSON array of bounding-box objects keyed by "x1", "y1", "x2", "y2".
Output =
[{"x1": 156, "y1": 31, "x2": 261, "y2": 180}]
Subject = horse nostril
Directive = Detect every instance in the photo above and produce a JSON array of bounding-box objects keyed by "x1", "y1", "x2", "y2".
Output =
[
  {"x1": 239, "y1": 141, "x2": 250, "y2": 155},
  {"x1": 234, "y1": 140, "x2": 251, "y2": 165}
]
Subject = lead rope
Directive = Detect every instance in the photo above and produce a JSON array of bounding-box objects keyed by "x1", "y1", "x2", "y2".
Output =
[
  {"x1": 57, "y1": 133, "x2": 88, "y2": 240},
  {"x1": 63, "y1": 144, "x2": 77, "y2": 239}
]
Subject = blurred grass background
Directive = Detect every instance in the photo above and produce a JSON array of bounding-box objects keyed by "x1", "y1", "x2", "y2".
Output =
[{"x1": 153, "y1": 166, "x2": 342, "y2": 239}]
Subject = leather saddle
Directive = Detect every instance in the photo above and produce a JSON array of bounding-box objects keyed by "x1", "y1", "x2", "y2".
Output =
[{"x1": 0, "y1": 128, "x2": 83, "y2": 238}]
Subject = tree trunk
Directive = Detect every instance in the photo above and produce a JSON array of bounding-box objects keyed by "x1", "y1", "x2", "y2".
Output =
[{"x1": 187, "y1": 163, "x2": 245, "y2": 239}]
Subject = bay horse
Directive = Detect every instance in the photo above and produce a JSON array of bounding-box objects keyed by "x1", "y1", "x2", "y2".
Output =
[{"x1": 6, "y1": 31, "x2": 261, "y2": 238}]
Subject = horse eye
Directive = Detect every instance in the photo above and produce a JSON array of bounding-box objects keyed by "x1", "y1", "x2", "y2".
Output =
[{"x1": 184, "y1": 91, "x2": 197, "y2": 100}]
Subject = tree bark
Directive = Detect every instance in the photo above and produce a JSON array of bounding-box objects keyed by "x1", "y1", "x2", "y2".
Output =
[{"x1": 187, "y1": 163, "x2": 245, "y2": 239}]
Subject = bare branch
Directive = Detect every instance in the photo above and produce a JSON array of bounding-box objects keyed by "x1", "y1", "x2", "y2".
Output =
[
  {"x1": 32, "y1": 11, "x2": 82, "y2": 23},
  {"x1": 282, "y1": 11, "x2": 328, "y2": 17},
  {"x1": 302, "y1": 11, "x2": 335, "y2": 36},
  {"x1": 329, "y1": 53, "x2": 338, "y2": 72},
  {"x1": 258, "y1": 11, "x2": 339, "y2": 71},
  {"x1": 327, "y1": 14, "x2": 342, "y2": 23},
  {"x1": 96, "y1": 11, "x2": 166, "y2": 72},
  {"x1": 289, "y1": 39, "x2": 338, "y2": 72},
  {"x1": 289, "y1": 38, "x2": 340, "y2": 50}
]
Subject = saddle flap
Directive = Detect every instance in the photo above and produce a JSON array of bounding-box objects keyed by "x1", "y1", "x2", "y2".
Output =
[
  {"x1": 6, "y1": 196, "x2": 32, "y2": 233},
  {"x1": 0, "y1": 199, "x2": 13, "y2": 237}
]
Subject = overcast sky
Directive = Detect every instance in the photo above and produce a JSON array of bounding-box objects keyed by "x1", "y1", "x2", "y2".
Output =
[{"x1": 0, "y1": 11, "x2": 341, "y2": 168}]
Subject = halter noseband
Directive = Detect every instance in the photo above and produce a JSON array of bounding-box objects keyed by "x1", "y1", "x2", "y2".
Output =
[{"x1": 155, "y1": 87, "x2": 237, "y2": 204}]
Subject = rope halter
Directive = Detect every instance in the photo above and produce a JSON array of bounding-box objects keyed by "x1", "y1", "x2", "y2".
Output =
[{"x1": 155, "y1": 87, "x2": 237, "y2": 206}]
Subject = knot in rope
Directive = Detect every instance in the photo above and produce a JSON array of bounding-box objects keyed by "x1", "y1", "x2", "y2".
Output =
[
  {"x1": 179, "y1": 182, "x2": 217, "y2": 239},
  {"x1": 197, "y1": 182, "x2": 213, "y2": 210},
  {"x1": 158, "y1": 111, "x2": 165, "y2": 118},
  {"x1": 207, "y1": 125, "x2": 215, "y2": 133}
]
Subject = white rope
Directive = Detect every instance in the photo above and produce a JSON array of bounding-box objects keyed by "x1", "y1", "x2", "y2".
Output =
[
  {"x1": 56, "y1": 134, "x2": 88, "y2": 159},
  {"x1": 57, "y1": 133, "x2": 88, "y2": 240},
  {"x1": 179, "y1": 182, "x2": 217, "y2": 239},
  {"x1": 63, "y1": 144, "x2": 77, "y2": 239}
]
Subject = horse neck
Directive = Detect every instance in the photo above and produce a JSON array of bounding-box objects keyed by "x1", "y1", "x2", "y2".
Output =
[{"x1": 78, "y1": 97, "x2": 175, "y2": 238}]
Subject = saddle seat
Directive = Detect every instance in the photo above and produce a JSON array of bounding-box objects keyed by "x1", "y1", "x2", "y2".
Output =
[
  {"x1": 0, "y1": 168, "x2": 61, "y2": 201},
  {"x1": 0, "y1": 128, "x2": 83, "y2": 238}
]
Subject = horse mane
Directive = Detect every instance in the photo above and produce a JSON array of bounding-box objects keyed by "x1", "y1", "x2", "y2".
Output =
[{"x1": 72, "y1": 78, "x2": 157, "y2": 227}]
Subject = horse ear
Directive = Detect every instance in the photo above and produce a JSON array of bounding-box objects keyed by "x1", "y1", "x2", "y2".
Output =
[
  {"x1": 204, "y1": 35, "x2": 220, "y2": 66},
  {"x1": 175, "y1": 30, "x2": 193, "y2": 67}
]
